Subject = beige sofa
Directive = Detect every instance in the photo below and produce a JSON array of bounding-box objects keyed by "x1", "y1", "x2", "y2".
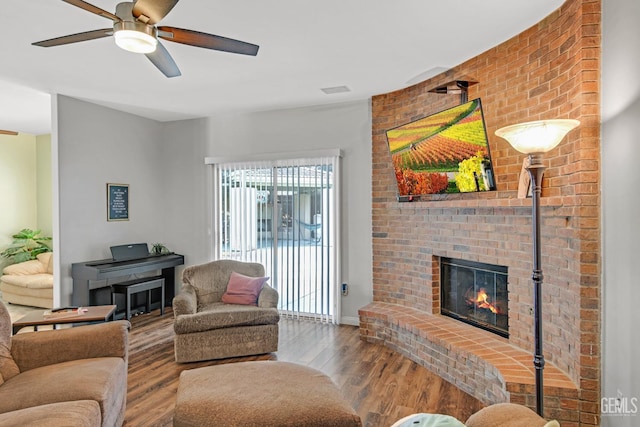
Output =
[
  {"x1": 0, "y1": 252, "x2": 53, "y2": 308},
  {"x1": 173, "y1": 259, "x2": 280, "y2": 363},
  {"x1": 0, "y1": 301, "x2": 130, "y2": 426}
]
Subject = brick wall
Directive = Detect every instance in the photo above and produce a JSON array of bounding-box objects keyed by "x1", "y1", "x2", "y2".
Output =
[{"x1": 368, "y1": 0, "x2": 600, "y2": 424}]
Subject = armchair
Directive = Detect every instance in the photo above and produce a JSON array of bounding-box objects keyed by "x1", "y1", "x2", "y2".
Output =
[
  {"x1": 0, "y1": 301, "x2": 130, "y2": 427},
  {"x1": 173, "y1": 259, "x2": 280, "y2": 363}
]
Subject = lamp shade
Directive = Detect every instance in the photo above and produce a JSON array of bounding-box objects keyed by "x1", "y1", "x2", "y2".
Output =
[{"x1": 495, "y1": 119, "x2": 580, "y2": 154}]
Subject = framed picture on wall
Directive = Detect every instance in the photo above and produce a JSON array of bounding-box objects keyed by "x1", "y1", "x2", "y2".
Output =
[{"x1": 107, "y1": 183, "x2": 129, "y2": 221}]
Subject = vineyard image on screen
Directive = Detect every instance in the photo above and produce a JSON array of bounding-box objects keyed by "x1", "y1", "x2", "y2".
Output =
[{"x1": 385, "y1": 98, "x2": 496, "y2": 199}]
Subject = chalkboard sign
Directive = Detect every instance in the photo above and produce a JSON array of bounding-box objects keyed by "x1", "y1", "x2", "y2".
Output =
[{"x1": 107, "y1": 183, "x2": 129, "y2": 221}]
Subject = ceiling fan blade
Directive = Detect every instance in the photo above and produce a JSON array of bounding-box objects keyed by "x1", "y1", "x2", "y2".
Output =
[
  {"x1": 32, "y1": 28, "x2": 113, "y2": 47},
  {"x1": 158, "y1": 26, "x2": 259, "y2": 56},
  {"x1": 0, "y1": 130, "x2": 18, "y2": 136},
  {"x1": 145, "y1": 41, "x2": 181, "y2": 78},
  {"x1": 62, "y1": 0, "x2": 120, "y2": 22},
  {"x1": 133, "y1": 0, "x2": 179, "y2": 25}
]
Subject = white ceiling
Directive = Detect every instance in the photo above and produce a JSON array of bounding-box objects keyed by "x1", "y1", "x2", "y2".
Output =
[{"x1": 0, "y1": 0, "x2": 565, "y2": 136}]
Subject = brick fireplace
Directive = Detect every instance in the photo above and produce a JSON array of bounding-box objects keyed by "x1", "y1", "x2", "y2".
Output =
[{"x1": 359, "y1": 0, "x2": 601, "y2": 425}]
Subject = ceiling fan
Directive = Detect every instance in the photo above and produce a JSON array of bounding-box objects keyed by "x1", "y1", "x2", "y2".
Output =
[
  {"x1": 32, "y1": 0, "x2": 259, "y2": 78},
  {"x1": 0, "y1": 130, "x2": 19, "y2": 136}
]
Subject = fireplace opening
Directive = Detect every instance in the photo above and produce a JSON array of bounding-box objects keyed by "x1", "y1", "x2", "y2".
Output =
[{"x1": 440, "y1": 257, "x2": 509, "y2": 338}]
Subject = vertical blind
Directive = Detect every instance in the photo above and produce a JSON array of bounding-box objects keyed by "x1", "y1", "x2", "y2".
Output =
[{"x1": 210, "y1": 154, "x2": 341, "y2": 324}]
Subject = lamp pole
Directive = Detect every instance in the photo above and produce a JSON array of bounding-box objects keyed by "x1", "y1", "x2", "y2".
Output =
[
  {"x1": 495, "y1": 118, "x2": 579, "y2": 418},
  {"x1": 527, "y1": 154, "x2": 546, "y2": 416}
]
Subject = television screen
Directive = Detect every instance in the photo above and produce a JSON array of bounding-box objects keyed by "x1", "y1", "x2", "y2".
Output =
[{"x1": 385, "y1": 98, "x2": 496, "y2": 200}]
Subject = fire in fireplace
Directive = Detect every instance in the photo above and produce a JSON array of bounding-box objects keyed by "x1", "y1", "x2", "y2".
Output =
[{"x1": 440, "y1": 257, "x2": 508, "y2": 337}]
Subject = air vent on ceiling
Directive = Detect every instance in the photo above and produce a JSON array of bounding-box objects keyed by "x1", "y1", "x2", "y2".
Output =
[{"x1": 321, "y1": 85, "x2": 351, "y2": 95}]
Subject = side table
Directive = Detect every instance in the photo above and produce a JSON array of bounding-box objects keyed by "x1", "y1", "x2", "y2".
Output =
[{"x1": 12, "y1": 305, "x2": 117, "y2": 335}]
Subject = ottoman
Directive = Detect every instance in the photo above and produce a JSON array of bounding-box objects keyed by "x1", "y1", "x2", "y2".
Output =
[
  {"x1": 465, "y1": 403, "x2": 559, "y2": 427},
  {"x1": 174, "y1": 361, "x2": 362, "y2": 427}
]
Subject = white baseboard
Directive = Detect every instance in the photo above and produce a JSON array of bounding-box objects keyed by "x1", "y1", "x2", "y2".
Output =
[{"x1": 340, "y1": 316, "x2": 359, "y2": 326}]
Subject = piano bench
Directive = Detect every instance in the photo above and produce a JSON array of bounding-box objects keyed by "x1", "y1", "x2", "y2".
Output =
[{"x1": 111, "y1": 276, "x2": 165, "y2": 320}]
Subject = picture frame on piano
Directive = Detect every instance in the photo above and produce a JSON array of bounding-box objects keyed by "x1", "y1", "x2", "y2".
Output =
[{"x1": 107, "y1": 183, "x2": 129, "y2": 221}]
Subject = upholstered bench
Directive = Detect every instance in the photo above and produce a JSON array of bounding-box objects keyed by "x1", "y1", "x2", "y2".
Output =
[
  {"x1": 111, "y1": 275, "x2": 165, "y2": 320},
  {"x1": 174, "y1": 361, "x2": 362, "y2": 427}
]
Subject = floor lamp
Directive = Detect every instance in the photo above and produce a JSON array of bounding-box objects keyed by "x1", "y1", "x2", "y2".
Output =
[{"x1": 495, "y1": 119, "x2": 580, "y2": 417}]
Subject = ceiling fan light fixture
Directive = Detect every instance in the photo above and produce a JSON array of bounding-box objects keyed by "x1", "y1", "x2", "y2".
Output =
[
  {"x1": 114, "y1": 21, "x2": 157, "y2": 54},
  {"x1": 32, "y1": 0, "x2": 260, "y2": 78}
]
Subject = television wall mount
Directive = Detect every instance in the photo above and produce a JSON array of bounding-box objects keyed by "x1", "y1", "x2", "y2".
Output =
[{"x1": 429, "y1": 79, "x2": 478, "y2": 103}]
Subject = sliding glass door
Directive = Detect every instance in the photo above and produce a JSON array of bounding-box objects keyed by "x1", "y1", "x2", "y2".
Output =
[{"x1": 212, "y1": 155, "x2": 340, "y2": 323}]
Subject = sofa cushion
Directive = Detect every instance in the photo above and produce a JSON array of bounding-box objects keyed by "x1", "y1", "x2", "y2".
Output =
[
  {"x1": 174, "y1": 302, "x2": 280, "y2": 334},
  {"x1": 0, "y1": 400, "x2": 101, "y2": 427},
  {"x1": 0, "y1": 357, "x2": 126, "y2": 427},
  {"x1": 183, "y1": 260, "x2": 266, "y2": 306},
  {"x1": 0, "y1": 343, "x2": 19, "y2": 385},
  {"x1": 2, "y1": 259, "x2": 46, "y2": 276},
  {"x1": 257, "y1": 284, "x2": 279, "y2": 308},
  {"x1": 221, "y1": 272, "x2": 269, "y2": 306},
  {"x1": 0, "y1": 303, "x2": 19, "y2": 384},
  {"x1": 37, "y1": 252, "x2": 53, "y2": 275},
  {"x1": 0, "y1": 274, "x2": 53, "y2": 289},
  {"x1": 0, "y1": 282, "x2": 52, "y2": 299}
]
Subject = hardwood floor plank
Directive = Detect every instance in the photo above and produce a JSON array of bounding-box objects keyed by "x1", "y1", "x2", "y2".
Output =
[{"x1": 124, "y1": 309, "x2": 484, "y2": 426}]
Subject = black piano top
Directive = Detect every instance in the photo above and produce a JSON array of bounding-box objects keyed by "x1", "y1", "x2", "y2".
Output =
[
  {"x1": 85, "y1": 252, "x2": 177, "y2": 268},
  {"x1": 72, "y1": 253, "x2": 185, "y2": 280}
]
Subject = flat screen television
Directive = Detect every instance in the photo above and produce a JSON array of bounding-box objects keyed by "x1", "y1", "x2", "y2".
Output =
[{"x1": 385, "y1": 98, "x2": 496, "y2": 201}]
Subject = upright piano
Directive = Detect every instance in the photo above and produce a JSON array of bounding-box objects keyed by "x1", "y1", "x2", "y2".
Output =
[{"x1": 71, "y1": 251, "x2": 185, "y2": 307}]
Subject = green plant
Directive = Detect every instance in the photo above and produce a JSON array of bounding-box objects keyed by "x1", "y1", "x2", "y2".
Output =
[
  {"x1": 0, "y1": 228, "x2": 52, "y2": 264},
  {"x1": 151, "y1": 243, "x2": 169, "y2": 255}
]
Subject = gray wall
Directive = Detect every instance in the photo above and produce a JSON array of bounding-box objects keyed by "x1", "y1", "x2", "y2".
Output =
[
  {"x1": 157, "y1": 117, "x2": 211, "y2": 268},
  {"x1": 206, "y1": 100, "x2": 373, "y2": 324},
  {"x1": 602, "y1": 0, "x2": 640, "y2": 424},
  {"x1": 54, "y1": 96, "x2": 372, "y2": 324},
  {"x1": 55, "y1": 95, "x2": 209, "y2": 303}
]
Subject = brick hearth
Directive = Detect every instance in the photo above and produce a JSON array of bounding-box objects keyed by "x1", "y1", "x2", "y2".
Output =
[
  {"x1": 360, "y1": 302, "x2": 579, "y2": 422},
  {"x1": 362, "y1": 1, "x2": 601, "y2": 426}
]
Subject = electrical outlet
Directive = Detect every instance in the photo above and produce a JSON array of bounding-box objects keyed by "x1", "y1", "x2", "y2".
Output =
[{"x1": 341, "y1": 283, "x2": 348, "y2": 296}]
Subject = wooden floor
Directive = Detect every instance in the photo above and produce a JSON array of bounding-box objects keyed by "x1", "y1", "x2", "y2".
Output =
[{"x1": 125, "y1": 308, "x2": 484, "y2": 427}]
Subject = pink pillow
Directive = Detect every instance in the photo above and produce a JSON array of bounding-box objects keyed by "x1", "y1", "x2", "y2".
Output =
[{"x1": 221, "y1": 272, "x2": 269, "y2": 306}]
